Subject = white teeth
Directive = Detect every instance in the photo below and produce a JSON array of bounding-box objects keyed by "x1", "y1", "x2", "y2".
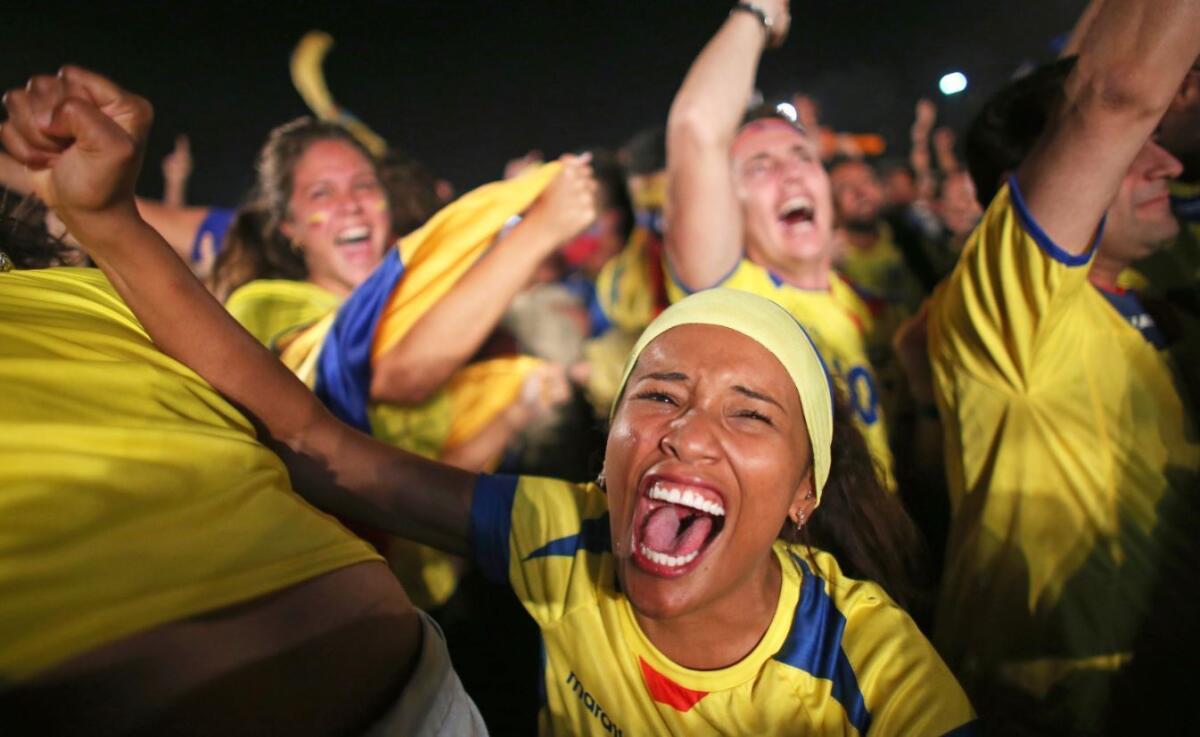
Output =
[
  {"x1": 639, "y1": 544, "x2": 700, "y2": 568},
  {"x1": 779, "y1": 195, "x2": 814, "y2": 219},
  {"x1": 647, "y1": 483, "x2": 725, "y2": 516},
  {"x1": 337, "y1": 226, "x2": 370, "y2": 243}
]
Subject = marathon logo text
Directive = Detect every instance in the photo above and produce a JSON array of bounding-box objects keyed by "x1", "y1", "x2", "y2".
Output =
[{"x1": 566, "y1": 671, "x2": 623, "y2": 735}]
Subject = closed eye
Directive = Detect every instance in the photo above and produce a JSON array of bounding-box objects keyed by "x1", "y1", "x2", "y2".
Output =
[
  {"x1": 734, "y1": 409, "x2": 774, "y2": 426},
  {"x1": 633, "y1": 390, "x2": 678, "y2": 405}
]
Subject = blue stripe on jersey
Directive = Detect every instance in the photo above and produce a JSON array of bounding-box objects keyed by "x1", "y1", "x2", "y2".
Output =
[
  {"x1": 774, "y1": 554, "x2": 871, "y2": 735},
  {"x1": 524, "y1": 514, "x2": 612, "y2": 560},
  {"x1": 313, "y1": 247, "x2": 405, "y2": 432},
  {"x1": 1096, "y1": 286, "x2": 1167, "y2": 349},
  {"x1": 469, "y1": 474, "x2": 520, "y2": 584},
  {"x1": 940, "y1": 719, "x2": 981, "y2": 736},
  {"x1": 666, "y1": 256, "x2": 743, "y2": 295},
  {"x1": 1008, "y1": 174, "x2": 1103, "y2": 267}
]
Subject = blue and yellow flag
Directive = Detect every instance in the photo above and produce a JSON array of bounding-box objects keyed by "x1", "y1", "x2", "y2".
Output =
[{"x1": 307, "y1": 161, "x2": 561, "y2": 434}]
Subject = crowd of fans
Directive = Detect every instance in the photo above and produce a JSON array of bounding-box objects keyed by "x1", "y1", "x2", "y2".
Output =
[{"x1": 1, "y1": 0, "x2": 1198, "y2": 735}]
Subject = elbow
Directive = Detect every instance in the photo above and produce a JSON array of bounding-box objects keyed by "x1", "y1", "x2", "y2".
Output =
[
  {"x1": 667, "y1": 105, "x2": 729, "y2": 155},
  {"x1": 369, "y1": 364, "x2": 441, "y2": 405},
  {"x1": 1070, "y1": 59, "x2": 1175, "y2": 122}
]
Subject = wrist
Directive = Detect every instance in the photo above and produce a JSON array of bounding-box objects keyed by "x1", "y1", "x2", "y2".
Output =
[
  {"x1": 728, "y1": 2, "x2": 775, "y2": 46},
  {"x1": 509, "y1": 214, "x2": 569, "y2": 259},
  {"x1": 58, "y1": 200, "x2": 151, "y2": 253}
]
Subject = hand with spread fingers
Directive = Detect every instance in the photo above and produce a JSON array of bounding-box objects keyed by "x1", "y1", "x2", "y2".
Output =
[{"x1": 1, "y1": 67, "x2": 152, "y2": 231}]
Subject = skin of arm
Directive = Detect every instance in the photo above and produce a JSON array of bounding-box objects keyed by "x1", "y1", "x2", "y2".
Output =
[
  {"x1": 1, "y1": 66, "x2": 478, "y2": 555},
  {"x1": 1060, "y1": 0, "x2": 1104, "y2": 58},
  {"x1": 370, "y1": 156, "x2": 598, "y2": 405},
  {"x1": 161, "y1": 134, "x2": 191, "y2": 207},
  {"x1": 1018, "y1": 0, "x2": 1200, "y2": 253},
  {"x1": 910, "y1": 99, "x2": 936, "y2": 202},
  {"x1": 664, "y1": 1, "x2": 789, "y2": 289}
]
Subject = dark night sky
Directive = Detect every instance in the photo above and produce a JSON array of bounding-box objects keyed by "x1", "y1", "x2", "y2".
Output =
[{"x1": 6, "y1": 1, "x2": 1083, "y2": 206}]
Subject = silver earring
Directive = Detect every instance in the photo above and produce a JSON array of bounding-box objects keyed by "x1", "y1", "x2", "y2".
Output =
[{"x1": 596, "y1": 466, "x2": 606, "y2": 491}]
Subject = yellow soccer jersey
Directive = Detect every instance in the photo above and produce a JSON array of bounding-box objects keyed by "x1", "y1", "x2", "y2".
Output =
[
  {"x1": 225, "y1": 278, "x2": 341, "y2": 349},
  {"x1": 0, "y1": 268, "x2": 379, "y2": 681},
  {"x1": 595, "y1": 227, "x2": 668, "y2": 334},
  {"x1": 469, "y1": 474, "x2": 978, "y2": 737},
  {"x1": 667, "y1": 261, "x2": 896, "y2": 488},
  {"x1": 928, "y1": 177, "x2": 1200, "y2": 732},
  {"x1": 836, "y1": 223, "x2": 924, "y2": 314}
]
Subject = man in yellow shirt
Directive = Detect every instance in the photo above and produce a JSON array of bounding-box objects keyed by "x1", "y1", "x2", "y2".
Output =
[
  {"x1": 929, "y1": 2, "x2": 1200, "y2": 732},
  {"x1": 663, "y1": 0, "x2": 897, "y2": 487},
  {"x1": 829, "y1": 157, "x2": 926, "y2": 314}
]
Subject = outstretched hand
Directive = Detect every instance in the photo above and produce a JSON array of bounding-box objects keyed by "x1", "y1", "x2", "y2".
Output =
[{"x1": 1, "y1": 66, "x2": 152, "y2": 226}]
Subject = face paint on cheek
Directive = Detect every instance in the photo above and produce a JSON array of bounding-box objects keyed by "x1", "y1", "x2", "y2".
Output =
[
  {"x1": 306, "y1": 210, "x2": 331, "y2": 228},
  {"x1": 372, "y1": 199, "x2": 388, "y2": 214}
]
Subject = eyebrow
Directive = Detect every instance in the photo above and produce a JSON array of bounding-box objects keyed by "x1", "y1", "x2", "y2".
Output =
[
  {"x1": 640, "y1": 371, "x2": 689, "y2": 382},
  {"x1": 733, "y1": 384, "x2": 784, "y2": 410}
]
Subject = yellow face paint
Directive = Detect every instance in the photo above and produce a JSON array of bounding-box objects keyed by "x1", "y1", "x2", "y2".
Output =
[{"x1": 306, "y1": 210, "x2": 331, "y2": 226}]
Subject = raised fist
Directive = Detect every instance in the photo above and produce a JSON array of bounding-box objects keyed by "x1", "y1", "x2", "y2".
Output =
[
  {"x1": 1, "y1": 66, "x2": 152, "y2": 222},
  {"x1": 523, "y1": 153, "x2": 599, "y2": 247}
]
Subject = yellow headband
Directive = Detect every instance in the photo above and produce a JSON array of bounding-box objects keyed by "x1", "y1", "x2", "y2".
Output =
[{"x1": 611, "y1": 289, "x2": 834, "y2": 501}]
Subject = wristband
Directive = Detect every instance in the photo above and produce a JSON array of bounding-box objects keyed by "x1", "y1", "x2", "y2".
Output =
[{"x1": 730, "y1": 2, "x2": 773, "y2": 36}]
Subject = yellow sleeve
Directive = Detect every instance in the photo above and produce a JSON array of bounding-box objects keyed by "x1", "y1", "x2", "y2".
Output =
[
  {"x1": 840, "y1": 588, "x2": 978, "y2": 735},
  {"x1": 930, "y1": 177, "x2": 1099, "y2": 392},
  {"x1": 665, "y1": 258, "x2": 774, "y2": 304},
  {"x1": 469, "y1": 474, "x2": 609, "y2": 626},
  {"x1": 224, "y1": 279, "x2": 340, "y2": 348}
]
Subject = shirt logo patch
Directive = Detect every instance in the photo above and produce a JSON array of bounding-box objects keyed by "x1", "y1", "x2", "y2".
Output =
[{"x1": 639, "y1": 657, "x2": 709, "y2": 712}]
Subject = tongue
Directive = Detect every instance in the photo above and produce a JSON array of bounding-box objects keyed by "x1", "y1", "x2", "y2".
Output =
[{"x1": 642, "y1": 505, "x2": 714, "y2": 557}]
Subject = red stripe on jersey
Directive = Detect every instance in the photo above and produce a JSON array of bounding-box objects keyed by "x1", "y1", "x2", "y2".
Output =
[{"x1": 639, "y1": 656, "x2": 709, "y2": 712}]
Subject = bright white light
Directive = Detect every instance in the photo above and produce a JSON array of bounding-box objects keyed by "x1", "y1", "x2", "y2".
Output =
[
  {"x1": 939, "y1": 72, "x2": 968, "y2": 96},
  {"x1": 775, "y1": 102, "x2": 798, "y2": 122}
]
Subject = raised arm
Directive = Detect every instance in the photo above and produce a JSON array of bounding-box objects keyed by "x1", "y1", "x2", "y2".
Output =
[
  {"x1": 1, "y1": 67, "x2": 478, "y2": 555},
  {"x1": 370, "y1": 155, "x2": 597, "y2": 404},
  {"x1": 664, "y1": 0, "x2": 790, "y2": 289},
  {"x1": 1018, "y1": 0, "x2": 1200, "y2": 252},
  {"x1": 161, "y1": 133, "x2": 192, "y2": 207}
]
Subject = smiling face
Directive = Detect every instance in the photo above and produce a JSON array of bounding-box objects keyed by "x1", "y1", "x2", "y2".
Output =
[
  {"x1": 604, "y1": 324, "x2": 816, "y2": 622},
  {"x1": 732, "y1": 120, "x2": 835, "y2": 277},
  {"x1": 280, "y1": 139, "x2": 392, "y2": 297}
]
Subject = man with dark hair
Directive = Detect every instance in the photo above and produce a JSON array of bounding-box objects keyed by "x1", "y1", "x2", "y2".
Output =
[
  {"x1": 928, "y1": 1, "x2": 1200, "y2": 732},
  {"x1": 829, "y1": 157, "x2": 925, "y2": 311}
]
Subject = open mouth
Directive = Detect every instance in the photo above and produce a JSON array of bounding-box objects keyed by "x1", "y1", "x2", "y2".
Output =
[
  {"x1": 630, "y1": 476, "x2": 727, "y2": 577},
  {"x1": 335, "y1": 225, "x2": 372, "y2": 247},
  {"x1": 778, "y1": 196, "x2": 815, "y2": 228}
]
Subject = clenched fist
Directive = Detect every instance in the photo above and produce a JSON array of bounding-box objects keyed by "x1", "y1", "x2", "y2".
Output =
[
  {"x1": 522, "y1": 152, "x2": 599, "y2": 249},
  {"x1": 1, "y1": 66, "x2": 152, "y2": 226}
]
